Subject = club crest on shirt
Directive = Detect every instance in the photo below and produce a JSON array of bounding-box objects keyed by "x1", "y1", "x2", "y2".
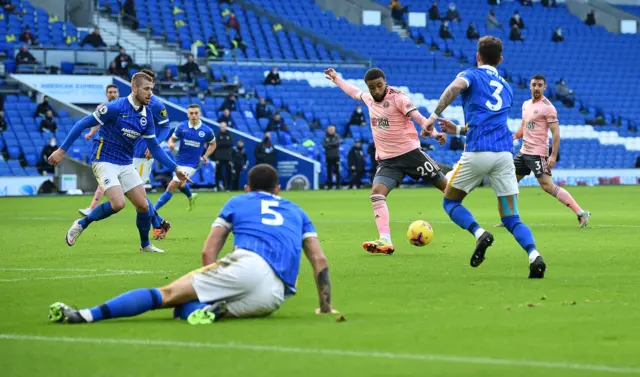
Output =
[
  {"x1": 534, "y1": 109, "x2": 539, "y2": 114},
  {"x1": 383, "y1": 101, "x2": 390, "y2": 108},
  {"x1": 140, "y1": 116, "x2": 147, "y2": 126},
  {"x1": 198, "y1": 131, "x2": 205, "y2": 137}
]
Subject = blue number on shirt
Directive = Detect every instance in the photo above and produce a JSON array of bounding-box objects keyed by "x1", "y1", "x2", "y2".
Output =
[
  {"x1": 485, "y1": 80, "x2": 504, "y2": 111},
  {"x1": 261, "y1": 200, "x2": 284, "y2": 226}
]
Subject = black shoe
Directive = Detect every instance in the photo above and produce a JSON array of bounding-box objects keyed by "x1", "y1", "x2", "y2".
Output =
[
  {"x1": 470, "y1": 231, "x2": 494, "y2": 267},
  {"x1": 528, "y1": 256, "x2": 546, "y2": 279}
]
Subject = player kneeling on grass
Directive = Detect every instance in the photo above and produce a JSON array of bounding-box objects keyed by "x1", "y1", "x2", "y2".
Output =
[{"x1": 49, "y1": 164, "x2": 337, "y2": 325}]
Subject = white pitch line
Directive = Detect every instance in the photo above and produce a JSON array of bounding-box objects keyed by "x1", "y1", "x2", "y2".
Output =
[
  {"x1": 0, "y1": 268, "x2": 98, "y2": 272},
  {"x1": 0, "y1": 334, "x2": 638, "y2": 374},
  {"x1": 0, "y1": 271, "x2": 152, "y2": 283}
]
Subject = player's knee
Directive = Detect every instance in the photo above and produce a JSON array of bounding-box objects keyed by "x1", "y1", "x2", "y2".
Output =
[
  {"x1": 370, "y1": 184, "x2": 387, "y2": 197},
  {"x1": 541, "y1": 181, "x2": 555, "y2": 194},
  {"x1": 110, "y1": 198, "x2": 126, "y2": 212},
  {"x1": 136, "y1": 200, "x2": 150, "y2": 212}
]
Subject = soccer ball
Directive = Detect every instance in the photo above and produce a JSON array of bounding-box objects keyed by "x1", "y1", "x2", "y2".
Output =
[{"x1": 407, "y1": 220, "x2": 434, "y2": 247}]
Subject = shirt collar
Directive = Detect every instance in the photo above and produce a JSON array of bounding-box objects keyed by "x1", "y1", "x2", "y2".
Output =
[
  {"x1": 189, "y1": 121, "x2": 202, "y2": 129},
  {"x1": 127, "y1": 94, "x2": 147, "y2": 116},
  {"x1": 479, "y1": 64, "x2": 498, "y2": 74}
]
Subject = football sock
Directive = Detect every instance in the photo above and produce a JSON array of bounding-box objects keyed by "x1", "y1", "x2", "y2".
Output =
[
  {"x1": 80, "y1": 288, "x2": 163, "y2": 322},
  {"x1": 180, "y1": 184, "x2": 193, "y2": 199},
  {"x1": 443, "y1": 198, "x2": 484, "y2": 240},
  {"x1": 371, "y1": 194, "x2": 391, "y2": 241},
  {"x1": 173, "y1": 301, "x2": 208, "y2": 320},
  {"x1": 551, "y1": 186, "x2": 583, "y2": 214},
  {"x1": 78, "y1": 202, "x2": 115, "y2": 228},
  {"x1": 146, "y1": 198, "x2": 163, "y2": 229},
  {"x1": 89, "y1": 186, "x2": 104, "y2": 210},
  {"x1": 136, "y1": 209, "x2": 152, "y2": 248},
  {"x1": 501, "y1": 215, "x2": 539, "y2": 263},
  {"x1": 154, "y1": 191, "x2": 173, "y2": 211}
]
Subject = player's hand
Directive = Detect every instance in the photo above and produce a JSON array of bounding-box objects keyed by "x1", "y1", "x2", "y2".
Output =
[
  {"x1": 201, "y1": 156, "x2": 209, "y2": 165},
  {"x1": 420, "y1": 118, "x2": 436, "y2": 138},
  {"x1": 315, "y1": 307, "x2": 340, "y2": 315},
  {"x1": 434, "y1": 132, "x2": 447, "y2": 145},
  {"x1": 168, "y1": 141, "x2": 176, "y2": 151},
  {"x1": 323, "y1": 68, "x2": 338, "y2": 82},
  {"x1": 174, "y1": 168, "x2": 193, "y2": 184},
  {"x1": 144, "y1": 148, "x2": 152, "y2": 159},
  {"x1": 47, "y1": 149, "x2": 66, "y2": 166},
  {"x1": 548, "y1": 155, "x2": 557, "y2": 170},
  {"x1": 437, "y1": 117, "x2": 458, "y2": 134},
  {"x1": 84, "y1": 133, "x2": 93, "y2": 141}
]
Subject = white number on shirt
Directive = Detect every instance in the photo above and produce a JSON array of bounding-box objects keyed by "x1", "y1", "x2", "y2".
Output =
[
  {"x1": 261, "y1": 200, "x2": 284, "y2": 226},
  {"x1": 485, "y1": 80, "x2": 504, "y2": 111}
]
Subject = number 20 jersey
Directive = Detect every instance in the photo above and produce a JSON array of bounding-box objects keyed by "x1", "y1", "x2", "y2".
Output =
[{"x1": 457, "y1": 65, "x2": 514, "y2": 153}]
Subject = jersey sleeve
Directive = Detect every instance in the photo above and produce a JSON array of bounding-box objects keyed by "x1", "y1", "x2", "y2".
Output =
[
  {"x1": 173, "y1": 124, "x2": 185, "y2": 140},
  {"x1": 153, "y1": 101, "x2": 169, "y2": 125},
  {"x1": 545, "y1": 105, "x2": 559, "y2": 124},
  {"x1": 141, "y1": 107, "x2": 156, "y2": 139},
  {"x1": 207, "y1": 129, "x2": 216, "y2": 144},
  {"x1": 212, "y1": 197, "x2": 239, "y2": 229},
  {"x1": 395, "y1": 93, "x2": 417, "y2": 117},
  {"x1": 456, "y1": 70, "x2": 475, "y2": 89},
  {"x1": 300, "y1": 209, "x2": 317, "y2": 239},
  {"x1": 92, "y1": 101, "x2": 119, "y2": 126}
]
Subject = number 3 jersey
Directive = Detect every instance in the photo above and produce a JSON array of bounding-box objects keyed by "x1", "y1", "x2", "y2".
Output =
[
  {"x1": 457, "y1": 65, "x2": 514, "y2": 153},
  {"x1": 213, "y1": 191, "x2": 317, "y2": 295}
]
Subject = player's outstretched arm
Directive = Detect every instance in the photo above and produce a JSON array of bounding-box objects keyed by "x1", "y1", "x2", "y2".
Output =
[
  {"x1": 438, "y1": 117, "x2": 467, "y2": 136},
  {"x1": 202, "y1": 225, "x2": 231, "y2": 266},
  {"x1": 49, "y1": 114, "x2": 99, "y2": 165},
  {"x1": 303, "y1": 237, "x2": 336, "y2": 314},
  {"x1": 410, "y1": 110, "x2": 446, "y2": 144},
  {"x1": 85, "y1": 125, "x2": 100, "y2": 140},
  {"x1": 144, "y1": 137, "x2": 178, "y2": 171},
  {"x1": 548, "y1": 121, "x2": 560, "y2": 169},
  {"x1": 513, "y1": 120, "x2": 524, "y2": 140},
  {"x1": 201, "y1": 141, "x2": 216, "y2": 165},
  {"x1": 324, "y1": 68, "x2": 363, "y2": 101},
  {"x1": 433, "y1": 77, "x2": 468, "y2": 116}
]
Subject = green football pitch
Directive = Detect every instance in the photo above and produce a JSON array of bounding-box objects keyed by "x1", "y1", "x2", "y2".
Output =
[{"x1": 1, "y1": 186, "x2": 639, "y2": 377}]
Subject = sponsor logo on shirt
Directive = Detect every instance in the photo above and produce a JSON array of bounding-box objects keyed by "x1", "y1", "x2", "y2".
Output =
[
  {"x1": 121, "y1": 128, "x2": 141, "y2": 139},
  {"x1": 372, "y1": 117, "x2": 390, "y2": 129},
  {"x1": 526, "y1": 121, "x2": 535, "y2": 130},
  {"x1": 183, "y1": 139, "x2": 202, "y2": 148}
]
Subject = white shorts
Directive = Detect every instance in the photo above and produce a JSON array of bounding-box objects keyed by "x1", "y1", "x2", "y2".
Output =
[
  {"x1": 449, "y1": 151, "x2": 519, "y2": 197},
  {"x1": 92, "y1": 162, "x2": 143, "y2": 193},
  {"x1": 192, "y1": 249, "x2": 285, "y2": 318},
  {"x1": 172, "y1": 166, "x2": 196, "y2": 183},
  {"x1": 133, "y1": 158, "x2": 154, "y2": 184}
]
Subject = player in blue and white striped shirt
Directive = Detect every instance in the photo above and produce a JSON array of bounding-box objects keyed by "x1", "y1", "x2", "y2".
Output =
[
  {"x1": 48, "y1": 71, "x2": 190, "y2": 253},
  {"x1": 48, "y1": 164, "x2": 337, "y2": 325},
  {"x1": 421, "y1": 36, "x2": 546, "y2": 279}
]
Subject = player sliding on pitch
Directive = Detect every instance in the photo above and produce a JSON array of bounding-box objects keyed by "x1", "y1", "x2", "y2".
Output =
[
  {"x1": 49, "y1": 164, "x2": 337, "y2": 325},
  {"x1": 423, "y1": 36, "x2": 546, "y2": 278},
  {"x1": 325, "y1": 67, "x2": 447, "y2": 255}
]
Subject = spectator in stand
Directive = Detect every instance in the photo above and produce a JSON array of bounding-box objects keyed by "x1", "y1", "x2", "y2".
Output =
[
  {"x1": 519, "y1": 0, "x2": 532, "y2": 7},
  {"x1": 180, "y1": 54, "x2": 200, "y2": 82},
  {"x1": 347, "y1": 140, "x2": 366, "y2": 189},
  {"x1": 467, "y1": 23, "x2": 480, "y2": 40},
  {"x1": 39, "y1": 110, "x2": 57, "y2": 133},
  {"x1": 255, "y1": 132, "x2": 276, "y2": 167},
  {"x1": 323, "y1": 125, "x2": 341, "y2": 189},
  {"x1": 555, "y1": 79, "x2": 575, "y2": 107},
  {"x1": 161, "y1": 67, "x2": 175, "y2": 82},
  {"x1": 428, "y1": 2, "x2": 441, "y2": 21},
  {"x1": 345, "y1": 104, "x2": 366, "y2": 137},
  {"x1": 389, "y1": 0, "x2": 407, "y2": 26},
  {"x1": 39, "y1": 137, "x2": 57, "y2": 175},
  {"x1": 279, "y1": 124, "x2": 297, "y2": 144},
  {"x1": 445, "y1": 3, "x2": 461, "y2": 22},
  {"x1": 266, "y1": 113, "x2": 284, "y2": 133},
  {"x1": 214, "y1": 122, "x2": 234, "y2": 191},
  {"x1": 81, "y1": 28, "x2": 106, "y2": 48},
  {"x1": 0, "y1": 0, "x2": 22, "y2": 14},
  {"x1": 509, "y1": 24, "x2": 524, "y2": 41},
  {"x1": 123, "y1": 0, "x2": 138, "y2": 30},
  {"x1": 264, "y1": 66, "x2": 281, "y2": 85},
  {"x1": 585, "y1": 9, "x2": 596, "y2": 26},
  {"x1": 486, "y1": 9, "x2": 502, "y2": 30},
  {"x1": 206, "y1": 37, "x2": 223, "y2": 59},
  {"x1": 219, "y1": 94, "x2": 237, "y2": 112},
  {"x1": 0, "y1": 110, "x2": 6, "y2": 132},
  {"x1": 439, "y1": 21, "x2": 453, "y2": 39},
  {"x1": 15, "y1": 45, "x2": 38, "y2": 65},
  {"x1": 111, "y1": 48, "x2": 133, "y2": 79},
  {"x1": 19, "y1": 26, "x2": 37, "y2": 46},
  {"x1": 510, "y1": 11, "x2": 525, "y2": 29},
  {"x1": 541, "y1": 0, "x2": 557, "y2": 7},
  {"x1": 367, "y1": 142, "x2": 377, "y2": 175},
  {"x1": 552, "y1": 27, "x2": 564, "y2": 43},
  {"x1": 217, "y1": 108, "x2": 233, "y2": 127},
  {"x1": 255, "y1": 97, "x2": 270, "y2": 119},
  {"x1": 231, "y1": 139, "x2": 248, "y2": 191},
  {"x1": 226, "y1": 12, "x2": 240, "y2": 32},
  {"x1": 34, "y1": 96, "x2": 57, "y2": 118},
  {"x1": 232, "y1": 34, "x2": 247, "y2": 54}
]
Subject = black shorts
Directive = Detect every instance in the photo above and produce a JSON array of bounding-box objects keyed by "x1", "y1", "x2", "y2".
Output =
[
  {"x1": 514, "y1": 153, "x2": 551, "y2": 178},
  {"x1": 373, "y1": 148, "x2": 445, "y2": 189}
]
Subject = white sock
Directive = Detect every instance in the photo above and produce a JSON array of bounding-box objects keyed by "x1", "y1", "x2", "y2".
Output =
[
  {"x1": 474, "y1": 228, "x2": 486, "y2": 240},
  {"x1": 528, "y1": 250, "x2": 540, "y2": 264},
  {"x1": 380, "y1": 233, "x2": 391, "y2": 243},
  {"x1": 79, "y1": 309, "x2": 94, "y2": 322}
]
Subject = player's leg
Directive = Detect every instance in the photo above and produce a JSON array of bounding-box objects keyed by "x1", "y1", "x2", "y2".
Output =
[
  {"x1": 154, "y1": 180, "x2": 180, "y2": 211},
  {"x1": 49, "y1": 270, "x2": 200, "y2": 324},
  {"x1": 176, "y1": 167, "x2": 197, "y2": 210},
  {"x1": 535, "y1": 168, "x2": 590, "y2": 227},
  {"x1": 491, "y1": 153, "x2": 545, "y2": 278},
  {"x1": 79, "y1": 186, "x2": 105, "y2": 216},
  {"x1": 443, "y1": 153, "x2": 494, "y2": 267},
  {"x1": 363, "y1": 160, "x2": 401, "y2": 254},
  {"x1": 325, "y1": 160, "x2": 334, "y2": 189}
]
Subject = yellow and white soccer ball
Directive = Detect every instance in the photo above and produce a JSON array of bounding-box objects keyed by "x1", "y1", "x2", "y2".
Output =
[{"x1": 407, "y1": 220, "x2": 434, "y2": 247}]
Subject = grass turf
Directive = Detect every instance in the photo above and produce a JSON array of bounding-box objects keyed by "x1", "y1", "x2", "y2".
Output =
[{"x1": 1, "y1": 185, "x2": 639, "y2": 376}]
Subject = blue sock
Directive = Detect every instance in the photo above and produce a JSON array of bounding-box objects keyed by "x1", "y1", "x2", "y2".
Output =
[
  {"x1": 146, "y1": 198, "x2": 163, "y2": 229},
  {"x1": 173, "y1": 300, "x2": 207, "y2": 320},
  {"x1": 154, "y1": 191, "x2": 173, "y2": 211},
  {"x1": 85, "y1": 288, "x2": 162, "y2": 322},
  {"x1": 501, "y1": 215, "x2": 537, "y2": 255},
  {"x1": 443, "y1": 198, "x2": 481, "y2": 236},
  {"x1": 180, "y1": 184, "x2": 192, "y2": 199},
  {"x1": 78, "y1": 202, "x2": 115, "y2": 228},
  {"x1": 136, "y1": 209, "x2": 152, "y2": 248}
]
